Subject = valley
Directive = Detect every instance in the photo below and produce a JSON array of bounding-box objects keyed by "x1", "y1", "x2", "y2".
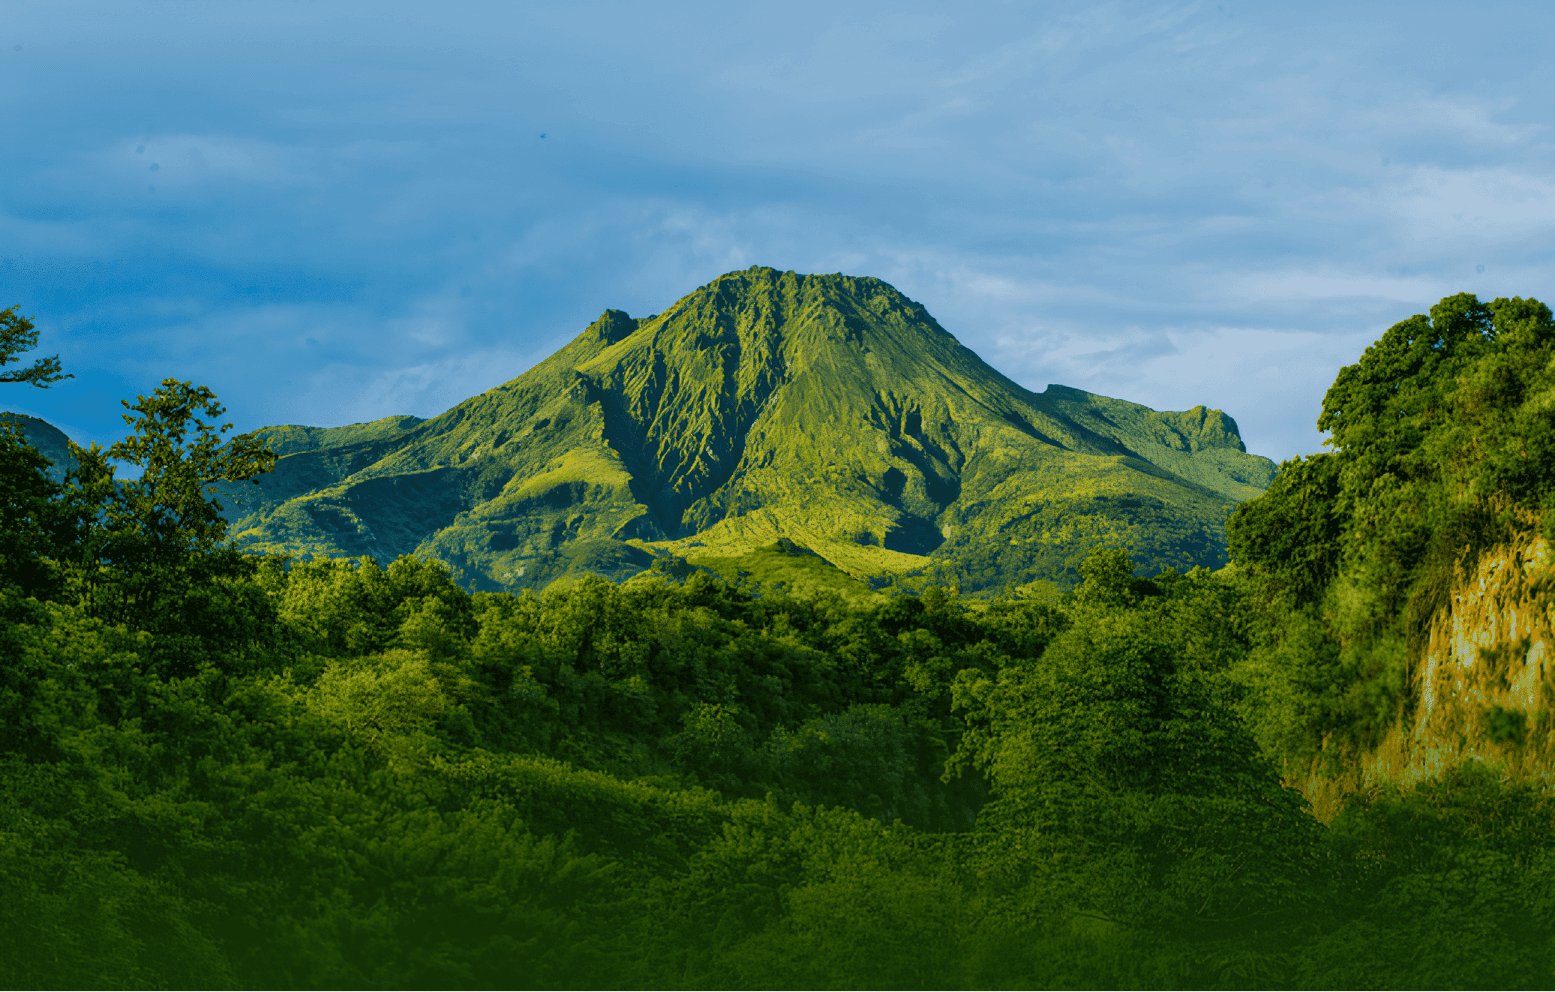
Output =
[{"x1": 6, "y1": 286, "x2": 1554, "y2": 989}]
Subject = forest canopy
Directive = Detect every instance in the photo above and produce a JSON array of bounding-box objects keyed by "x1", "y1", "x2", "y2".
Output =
[
  {"x1": 1227, "y1": 293, "x2": 1555, "y2": 760},
  {"x1": 6, "y1": 297, "x2": 1555, "y2": 989}
]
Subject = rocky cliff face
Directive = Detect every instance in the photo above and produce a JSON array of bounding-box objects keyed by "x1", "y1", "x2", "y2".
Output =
[{"x1": 1304, "y1": 526, "x2": 1555, "y2": 814}]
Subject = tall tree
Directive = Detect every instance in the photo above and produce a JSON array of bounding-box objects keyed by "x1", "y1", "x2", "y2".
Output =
[
  {"x1": 58, "y1": 380, "x2": 277, "y2": 662},
  {"x1": 0, "y1": 306, "x2": 73, "y2": 388}
]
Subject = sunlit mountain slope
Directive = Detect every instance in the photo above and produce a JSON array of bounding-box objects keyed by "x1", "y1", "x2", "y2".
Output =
[{"x1": 219, "y1": 267, "x2": 1275, "y2": 592}]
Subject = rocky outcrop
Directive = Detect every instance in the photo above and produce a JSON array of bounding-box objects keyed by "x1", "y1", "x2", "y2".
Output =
[{"x1": 1303, "y1": 528, "x2": 1555, "y2": 816}]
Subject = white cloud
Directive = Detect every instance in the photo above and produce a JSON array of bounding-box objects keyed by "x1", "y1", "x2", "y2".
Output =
[
  {"x1": 1386, "y1": 166, "x2": 1555, "y2": 244},
  {"x1": 7, "y1": 0, "x2": 1555, "y2": 473},
  {"x1": 289, "y1": 344, "x2": 546, "y2": 428}
]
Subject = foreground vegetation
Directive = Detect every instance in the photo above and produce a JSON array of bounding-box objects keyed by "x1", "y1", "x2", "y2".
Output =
[{"x1": 5, "y1": 292, "x2": 1555, "y2": 988}]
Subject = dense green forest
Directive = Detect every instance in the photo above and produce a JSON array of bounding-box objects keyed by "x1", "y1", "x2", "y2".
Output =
[{"x1": 6, "y1": 293, "x2": 1555, "y2": 988}]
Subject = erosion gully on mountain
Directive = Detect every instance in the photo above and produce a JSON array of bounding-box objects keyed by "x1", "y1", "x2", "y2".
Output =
[{"x1": 213, "y1": 266, "x2": 1276, "y2": 596}]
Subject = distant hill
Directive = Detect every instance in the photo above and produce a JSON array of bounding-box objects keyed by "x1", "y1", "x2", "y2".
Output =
[
  {"x1": 214, "y1": 267, "x2": 1276, "y2": 593},
  {"x1": 0, "y1": 412, "x2": 77, "y2": 484}
]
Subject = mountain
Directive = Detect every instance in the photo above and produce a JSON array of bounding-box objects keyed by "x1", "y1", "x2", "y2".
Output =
[
  {"x1": 0, "y1": 413, "x2": 77, "y2": 484},
  {"x1": 217, "y1": 267, "x2": 1276, "y2": 593}
]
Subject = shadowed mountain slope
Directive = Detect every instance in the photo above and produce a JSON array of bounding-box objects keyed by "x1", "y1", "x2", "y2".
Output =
[
  {"x1": 1, "y1": 413, "x2": 78, "y2": 484},
  {"x1": 219, "y1": 267, "x2": 1276, "y2": 593}
]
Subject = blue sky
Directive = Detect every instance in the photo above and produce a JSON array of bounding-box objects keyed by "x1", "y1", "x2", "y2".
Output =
[{"x1": 2, "y1": 0, "x2": 1551, "y2": 465}]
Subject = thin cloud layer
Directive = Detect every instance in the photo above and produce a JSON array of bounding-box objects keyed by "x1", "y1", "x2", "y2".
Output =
[{"x1": 0, "y1": 0, "x2": 1550, "y2": 462}]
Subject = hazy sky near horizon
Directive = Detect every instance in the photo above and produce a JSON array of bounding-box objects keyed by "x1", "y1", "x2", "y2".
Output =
[{"x1": 2, "y1": 0, "x2": 1551, "y2": 463}]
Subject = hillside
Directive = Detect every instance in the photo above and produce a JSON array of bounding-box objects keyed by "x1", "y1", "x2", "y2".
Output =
[
  {"x1": 1224, "y1": 292, "x2": 1555, "y2": 811},
  {"x1": 218, "y1": 267, "x2": 1275, "y2": 593},
  {"x1": 7, "y1": 291, "x2": 1554, "y2": 990},
  {"x1": 0, "y1": 413, "x2": 77, "y2": 484}
]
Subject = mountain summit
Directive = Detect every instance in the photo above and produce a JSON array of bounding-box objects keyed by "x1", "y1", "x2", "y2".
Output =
[{"x1": 222, "y1": 267, "x2": 1275, "y2": 592}]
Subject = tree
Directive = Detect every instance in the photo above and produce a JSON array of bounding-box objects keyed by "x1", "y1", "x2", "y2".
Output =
[
  {"x1": 0, "y1": 306, "x2": 73, "y2": 388},
  {"x1": 1226, "y1": 294, "x2": 1555, "y2": 760},
  {"x1": 951, "y1": 552, "x2": 1322, "y2": 935},
  {"x1": 0, "y1": 419, "x2": 80, "y2": 600},
  {"x1": 98, "y1": 379, "x2": 275, "y2": 553},
  {"x1": 59, "y1": 379, "x2": 277, "y2": 643},
  {"x1": 1072, "y1": 545, "x2": 1140, "y2": 608}
]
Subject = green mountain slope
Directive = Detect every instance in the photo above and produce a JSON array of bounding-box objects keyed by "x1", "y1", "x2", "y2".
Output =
[{"x1": 219, "y1": 267, "x2": 1275, "y2": 593}]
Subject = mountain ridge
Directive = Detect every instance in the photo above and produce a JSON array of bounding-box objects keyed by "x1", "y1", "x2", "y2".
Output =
[{"x1": 207, "y1": 266, "x2": 1274, "y2": 592}]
